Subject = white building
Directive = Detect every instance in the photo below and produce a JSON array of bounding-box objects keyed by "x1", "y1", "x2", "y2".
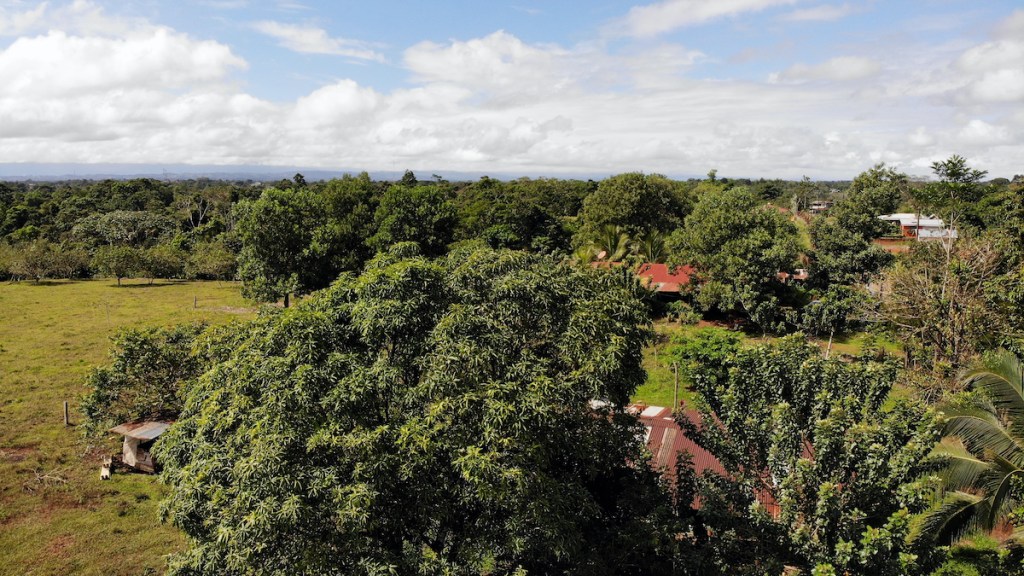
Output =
[{"x1": 878, "y1": 213, "x2": 958, "y2": 240}]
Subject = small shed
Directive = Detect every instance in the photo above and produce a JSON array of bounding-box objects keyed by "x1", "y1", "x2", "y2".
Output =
[{"x1": 108, "y1": 421, "x2": 171, "y2": 473}]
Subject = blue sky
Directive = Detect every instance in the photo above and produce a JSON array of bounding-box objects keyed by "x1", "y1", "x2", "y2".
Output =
[{"x1": 0, "y1": 0, "x2": 1022, "y2": 178}]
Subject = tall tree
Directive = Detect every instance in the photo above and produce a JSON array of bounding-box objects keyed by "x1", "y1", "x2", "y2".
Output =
[
  {"x1": 576, "y1": 172, "x2": 689, "y2": 245},
  {"x1": 369, "y1": 184, "x2": 457, "y2": 256},
  {"x1": 155, "y1": 247, "x2": 682, "y2": 575},
  {"x1": 234, "y1": 187, "x2": 327, "y2": 306},
  {"x1": 675, "y1": 332, "x2": 938, "y2": 575},
  {"x1": 876, "y1": 237, "x2": 1010, "y2": 375},
  {"x1": 808, "y1": 164, "x2": 905, "y2": 287},
  {"x1": 667, "y1": 186, "x2": 799, "y2": 331}
]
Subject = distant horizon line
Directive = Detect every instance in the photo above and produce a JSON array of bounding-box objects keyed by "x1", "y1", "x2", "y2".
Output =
[{"x1": 0, "y1": 162, "x2": 954, "y2": 183}]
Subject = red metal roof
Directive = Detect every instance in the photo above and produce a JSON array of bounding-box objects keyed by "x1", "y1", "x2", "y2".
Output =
[
  {"x1": 631, "y1": 404, "x2": 781, "y2": 515},
  {"x1": 634, "y1": 263, "x2": 695, "y2": 293}
]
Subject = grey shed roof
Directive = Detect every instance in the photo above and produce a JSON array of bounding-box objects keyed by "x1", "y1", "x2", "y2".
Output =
[{"x1": 108, "y1": 421, "x2": 172, "y2": 440}]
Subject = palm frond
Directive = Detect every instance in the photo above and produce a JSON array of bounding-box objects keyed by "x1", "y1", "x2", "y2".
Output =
[
  {"x1": 962, "y1": 350, "x2": 1024, "y2": 436},
  {"x1": 913, "y1": 491, "x2": 990, "y2": 545},
  {"x1": 986, "y1": 467, "x2": 1024, "y2": 531},
  {"x1": 930, "y1": 437, "x2": 991, "y2": 492},
  {"x1": 942, "y1": 414, "x2": 1024, "y2": 467}
]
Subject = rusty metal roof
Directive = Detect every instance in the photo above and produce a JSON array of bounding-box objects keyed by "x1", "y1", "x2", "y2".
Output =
[
  {"x1": 632, "y1": 405, "x2": 726, "y2": 479},
  {"x1": 108, "y1": 421, "x2": 172, "y2": 440},
  {"x1": 631, "y1": 404, "x2": 783, "y2": 516}
]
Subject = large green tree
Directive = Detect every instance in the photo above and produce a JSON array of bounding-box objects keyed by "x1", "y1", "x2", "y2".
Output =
[
  {"x1": 575, "y1": 172, "x2": 689, "y2": 246},
  {"x1": 808, "y1": 164, "x2": 905, "y2": 287},
  {"x1": 667, "y1": 186, "x2": 800, "y2": 331},
  {"x1": 155, "y1": 247, "x2": 681, "y2": 575},
  {"x1": 674, "y1": 331, "x2": 938, "y2": 575},
  {"x1": 234, "y1": 187, "x2": 327, "y2": 306},
  {"x1": 369, "y1": 183, "x2": 457, "y2": 256}
]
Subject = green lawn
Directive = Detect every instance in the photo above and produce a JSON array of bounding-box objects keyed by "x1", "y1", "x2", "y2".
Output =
[
  {"x1": 0, "y1": 279, "x2": 255, "y2": 576},
  {"x1": 632, "y1": 320, "x2": 905, "y2": 408}
]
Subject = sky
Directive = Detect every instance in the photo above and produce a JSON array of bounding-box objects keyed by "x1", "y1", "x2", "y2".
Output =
[{"x1": 0, "y1": 0, "x2": 1022, "y2": 179}]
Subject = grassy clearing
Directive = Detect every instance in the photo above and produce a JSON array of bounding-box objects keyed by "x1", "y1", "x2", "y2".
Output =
[
  {"x1": 0, "y1": 279, "x2": 254, "y2": 576},
  {"x1": 632, "y1": 320, "x2": 905, "y2": 408}
]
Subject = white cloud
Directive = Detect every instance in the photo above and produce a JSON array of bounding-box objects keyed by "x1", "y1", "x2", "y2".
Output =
[
  {"x1": 405, "y1": 31, "x2": 574, "y2": 99},
  {"x1": 251, "y1": 21, "x2": 384, "y2": 61},
  {"x1": 995, "y1": 9, "x2": 1024, "y2": 38},
  {"x1": 0, "y1": 29, "x2": 246, "y2": 98},
  {"x1": 781, "y1": 3, "x2": 856, "y2": 22},
  {"x1": 1, "y1": 6, "x2": 1024, "y2": 179},
  {"x1": 613, "y1": 0, "x2": 799, "y2": 38},
  {"x1": 957, "y1": 119, "x2": 1012, "y2": 146},
  {"x1": 777, "y1": 56, "x2": 880, "y2": 82}
]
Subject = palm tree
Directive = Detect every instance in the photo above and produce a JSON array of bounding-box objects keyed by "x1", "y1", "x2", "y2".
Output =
[
  {"x1": 592, "y1": 225, "x2": 631, "y2": 262},
  {"x1": 916, "y1": 350, "x2": 1024, "y2": 545},
  {"x1": 635, "y1": 230, "x2": 666, "y2": 263}
]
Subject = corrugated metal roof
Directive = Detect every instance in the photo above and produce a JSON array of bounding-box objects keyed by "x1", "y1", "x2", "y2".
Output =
[
  {"x1": 108, "y1": 421, "x2": 172, "y2": 440},
  {"x1": 630, "y1": 404, "x2": 781, "y2": 515},
  {"x1": 631, "y1": 405, "x2": 726, "y2": 479},
  {"x1": 635, "y1": 263, "x2": 695, "y2": 293}
]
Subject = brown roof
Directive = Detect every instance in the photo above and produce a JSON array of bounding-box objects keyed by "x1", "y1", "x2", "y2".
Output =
[
  {"x1": 633, "y1": 405, "x2": 725, "y2": 479},
  {"x1": 108, "y1": 421, "x2": 172, "y2": 440},
  {"x1": 635, "y1": 263, "x2": 696, "y2": 293},
  {"x1": 632, "y1": 404, "x2": 782, "y2": 515}
]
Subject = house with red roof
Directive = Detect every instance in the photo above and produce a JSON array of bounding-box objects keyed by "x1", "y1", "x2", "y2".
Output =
[{"x1": 634, "y1": 263, "x2": 696, "y2": 294}]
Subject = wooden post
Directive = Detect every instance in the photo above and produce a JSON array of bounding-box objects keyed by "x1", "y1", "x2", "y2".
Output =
[
  {"x1": 63, "y1": 401, "x2": 69, "y2": 426},
  {"x1": 672, "y1": 362, "x2": 680, "y2": 409},
  {"x1": 193, "y1": 295, "x2": 197, "y2": 309}
]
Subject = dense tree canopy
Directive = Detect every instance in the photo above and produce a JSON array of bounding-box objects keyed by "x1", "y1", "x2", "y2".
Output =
[
  {"x1": 576, "y1": 172, "x2": 689, "y2": 245},
  {"x1": 674, "y1": 331, "x2": 938, "y2": 575},
  {"x1": 234, "y1": 187, "x2": 329, "y2": 305},
  {"x1": 155, "y1": 247, "x2": 682, "y2": 575},
  {"x1": 667, "y1": 186, "x2": 800, "y2": 330}
]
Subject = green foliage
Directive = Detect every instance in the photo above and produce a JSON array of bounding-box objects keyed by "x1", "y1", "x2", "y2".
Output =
[
  {"x1": 93, "y1": 244, "x2": 144, "y2": 285},
  {"x1": 142, "y1": 244, "x2": 188, "y2": 281},
  {"x1": 666, "y1": 300, "x2": 701, "y2": 325},
  {"x1": 576, "y1": 172, "x2": 689, "y2": 244},
  {"x1": 81, "y1": 323, "x2": 207, "y2": 437},
  {"x1": 808, "y1": 164, "x2": 905, "y2": 287},
  {"x1": 186, "y1": 239, "x2": 237, "y2": 280},
  {"x1": 155, "y1": 247, "x2": 682, "y2": 575},
  {"x1": 370, "y1": 183, "x2": 457, "y2": 256},
  {"x1": 878, "y1": 237, "x2": 1010, "y2": 373},
  {"x1": 675, "y1": 334, "x2": 939, "y2": 574},
  {"x1": 234, "y1": 187, "x2": 329, "y2": 305},
  {"x1": 801, "y1": 285, "x2": 866, "y2": 340},
  {"x1": 668, "y1": 186, "x2": 800, "y2": 331},
  {"x1": 3, "y1": 239, "x2": 60, "y2": 281},
  {"x1": 72, "y1": 210, "x2": 177, "y2": 248},
  {"x1": 914, "y1": 155, "x2": 988, "y2": 232},
  {"x1": 917, "y1": 351, "x2": 1024, "y2": 548}
]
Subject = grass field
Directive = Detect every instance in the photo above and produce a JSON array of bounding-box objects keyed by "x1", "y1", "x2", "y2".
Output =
[{"x1": 0, "y1": 279, "x2": 254, "y2": 576}]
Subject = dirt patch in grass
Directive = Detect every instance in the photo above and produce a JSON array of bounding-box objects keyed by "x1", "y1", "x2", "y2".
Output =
[
  {"x1": 0, "y1": 447, "x2": 37, "y2": 463},
  {"x1": 45, "y1": 534, "x2": 75, "y2": 559}
]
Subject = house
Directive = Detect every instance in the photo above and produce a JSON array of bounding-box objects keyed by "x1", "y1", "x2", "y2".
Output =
[
  {"x1": 634, "y1": 263, "x2": 696, "y2": 293},
  {"x1": 809, "y1": 200, "x2": 833, "y2": 214},
  {"x1": 632, "y1": 404, "x2": 782, "y2": 515},
  {"x1": 878, "y1": 213, "x2": 957, "y2": 240},
  {"x1": 776, "y1": 268, "x2": 809, "y2": 284},
  {"x1": 108, "y1": 421, "x2": 172, "y2": 473},
  {"x1": 633, "y1": 404, "x2": 725, "y2": 481}
]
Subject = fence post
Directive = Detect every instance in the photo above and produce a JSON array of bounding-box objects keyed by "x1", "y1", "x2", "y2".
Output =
[{"x1": 63, "y1": 401, "x2": 69, "y2": 426}]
